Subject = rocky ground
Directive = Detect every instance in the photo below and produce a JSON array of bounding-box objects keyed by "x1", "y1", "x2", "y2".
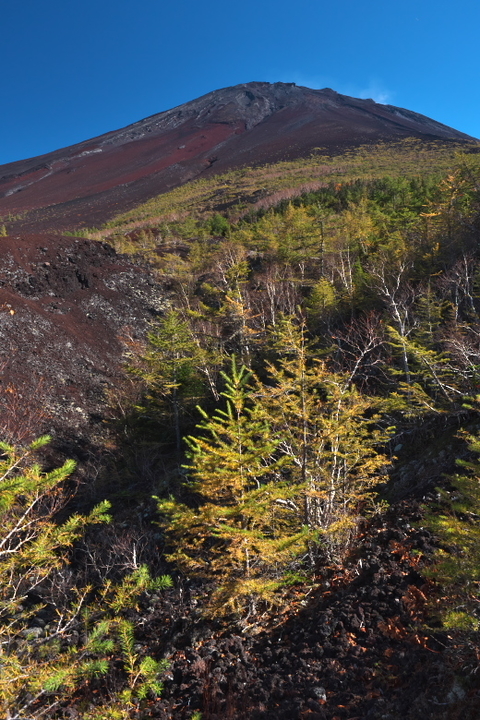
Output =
[
  {"x1": 0, "y1": 233, "x2": 167, "y2": 448},
  {"x1": 88, "y1": 498, "x2": 478, "y2": 720}
]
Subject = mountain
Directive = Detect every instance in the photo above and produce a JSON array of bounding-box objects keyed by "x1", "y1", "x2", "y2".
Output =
[
  {"x1": 3, "y1": 83, "x2": 480, "y2": 719},
  {"x1": 0, "y1": 82, "x2": 476, "y2": 232}
]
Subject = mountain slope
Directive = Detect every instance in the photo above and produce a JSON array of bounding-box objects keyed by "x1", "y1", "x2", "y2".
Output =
[
  {"x1": 2, "y1": 86, "x2": 480, "y2": 720},
  {"x1": 0, "y1": 82, "x2": 476, "y2": 232},
  {"x1": 0, "y1": 233, "x2": 166, "y2": 444}
]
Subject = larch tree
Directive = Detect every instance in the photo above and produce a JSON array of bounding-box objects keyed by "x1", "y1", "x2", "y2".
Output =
[
  {"x1": 263, "y1": 317, "x2": 391, "y2": 560},
  {"x1": 132, "y1": 309, "x2": 206, "y2": 451},
  {"x1": 0, "y1": 435, "x2": 109, "y2": 718},
  {"x1": 0, "y1": 435, "x2": 172, "y2": 719},
  {"x1": 158, "y1": 358, "x2": 307, "y2": 616}
]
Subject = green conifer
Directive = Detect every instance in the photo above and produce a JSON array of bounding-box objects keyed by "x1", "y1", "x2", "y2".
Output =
[
  {"x1": 263, "y1": 317, "x2": 391, "y2": 560},
  {"x1": 158, "y1": 358, "x2": 305, "y2": 615}
]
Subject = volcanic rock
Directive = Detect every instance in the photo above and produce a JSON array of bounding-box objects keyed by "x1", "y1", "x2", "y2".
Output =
[{"x1": 0, "y1": 233, "x2": 166, "y2": 443}]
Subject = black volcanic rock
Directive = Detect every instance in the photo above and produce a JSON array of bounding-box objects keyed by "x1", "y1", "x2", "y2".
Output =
[
  {"x1": 0, "y1": 82, "x2": 476, "y2": 232},
  {"x1": 0, "y1": 233, "x2": 166, "y2": 442}
]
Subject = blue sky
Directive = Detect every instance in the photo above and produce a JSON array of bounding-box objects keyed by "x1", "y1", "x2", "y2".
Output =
[{"x1": 2, "y1": 0, "x2": 479, "y2": 164}]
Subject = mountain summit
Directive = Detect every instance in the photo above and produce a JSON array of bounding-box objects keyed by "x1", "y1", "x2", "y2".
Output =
[{"x1": 0, "y1": 82, "x2": 476, "y2": 231}]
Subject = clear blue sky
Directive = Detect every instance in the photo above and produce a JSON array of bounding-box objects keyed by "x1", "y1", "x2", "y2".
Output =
[{"x1": 2, "y1": 0, "x2": 479, "y2": 164}]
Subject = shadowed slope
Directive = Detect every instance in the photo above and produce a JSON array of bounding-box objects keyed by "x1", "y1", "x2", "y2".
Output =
[{"x1": 0, "y1": 82, "x2": 475, "y2": 232}]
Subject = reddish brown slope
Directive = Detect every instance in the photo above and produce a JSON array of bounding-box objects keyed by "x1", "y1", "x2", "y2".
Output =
[
  {"x1": 0, "y1": 234, "x2": 166, "y2": 442},
  {"x1": 0, "y1": 82, "x2": 476, "y2": 232}
]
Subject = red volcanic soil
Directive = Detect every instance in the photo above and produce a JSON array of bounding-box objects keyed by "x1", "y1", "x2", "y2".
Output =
[
  {"x1": 0, "y1": 82, "x2": 476, "y2": 233},
  {"x1": 0, "y1": 233, "x2": 165, "y2": 443}
]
